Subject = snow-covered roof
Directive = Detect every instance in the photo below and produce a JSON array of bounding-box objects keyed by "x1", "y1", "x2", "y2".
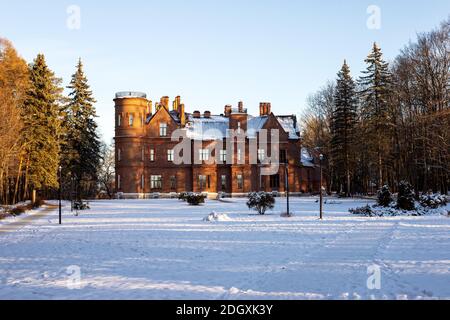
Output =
[
  {"x1": 185, "y1": 115, "x2": 229, "y2": 140},
  {"x1": 301, "y1": 148, "x2": 315, "y2": 167},
  {"x1": 277, "y1": 116, "x2": 300, "y2": 140},
  {"x1": 181, "y1": 114, "x2": 300, "y2": 141}
]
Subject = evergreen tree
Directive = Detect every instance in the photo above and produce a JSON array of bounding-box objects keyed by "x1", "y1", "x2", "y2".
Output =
[
  {"x1": 358, "y1": 43, "x2": 393, "y2": 190},
  {"x1": 21, "y1": 54, "x2": 64, "y2": 201},
  {"x1": 397, "y1": 181, "x2": 415, "y2": 211},
  {"x1": 63, "y1": 59, "x2": 101, "y2": 199},
  {"x1": 331, "y1": 61, "x2": 357, "y2": 196},
  {"x1": 377, "y1": 185, "x2": 393, "y2": 207}
]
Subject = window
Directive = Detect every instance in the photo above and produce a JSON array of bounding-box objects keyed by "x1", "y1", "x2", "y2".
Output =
[
  {"x1": 141, "y1": 175, "x2": 145, "y2": 189},
  {"x1": 170, "y1": 176, "x2": 177, "y2": 190},
  {"x1": 237, "y1": 174, "x2": 243, "y2": 189},
  {"x1": 129, "y1": 114, "x2": 134, "y2": 127},
  {"x1": 237, "y1": 148, "x2": 242, "y2": 162},
  {"x1": 198, "y1": 175, "x2": 207, "y2": 190},
  {"x1": 160, "y1": 123, "x2": 167, "y2": 137},
  {"x1": 199, "y1": 149, "x2": 209, "y2": 161},
  {"x1": 118, "y1": 149, "x2": 122, "y2": 162},
  {"x1": 280, "y1": 150, "x2": 287, "y2": 164},
  {"x1": 167, "y1": 149, "x2": 174, "y2": 162},
  {"x1": 150, "y1": 149, "x2": 155, "y2": 162},
  {"x1": 219, "y1": 150, "x2": 227, "y2": 163},
  {"x1": 221, "y1": 175, "x2": 227, "y2": 190},
  {"x1": 258, "y1": 149, "x2": 265, "y2": 162},
  {"x1": 270, "y1": 175, "x2": 280, "y2": 189},
  {"x1": 142, "y1": 147, "x2": 145, "y2": 161},
  {"x1": 237, "y1": 122, "x2": 241, "y2": 133},
  {"x1": 117, "y1": 175, "x2": 121, "y2": 189},
  {"x1": 118, "y1": 114, "x2": 122, "y2": 127},
  {"x1": 151, "y1": 175, "x2": 162, "y2": 189}
]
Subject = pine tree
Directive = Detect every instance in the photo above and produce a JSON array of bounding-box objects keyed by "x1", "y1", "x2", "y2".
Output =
[
  {"x1": 331, "y1": 61, "x2": 357, "y2": 196},
  {"x1": 358, "y1": 43, "x2": 393, "y2": 190},
  {"x1": 21, "y1": 54, "x2": 64, "y2": 201},
  {"x1": 63, "y1": 59, "x2": 101, "y2": 199}
]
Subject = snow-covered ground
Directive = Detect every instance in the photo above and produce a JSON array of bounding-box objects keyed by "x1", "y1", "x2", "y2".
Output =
[{"x1": 0, "y1": 198, "x2": 449, "y2": 300}]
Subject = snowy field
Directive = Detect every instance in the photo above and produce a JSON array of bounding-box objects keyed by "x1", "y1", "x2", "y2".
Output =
[{"x1": 0, "y1": 198, "x2": 449, "y2": 300}]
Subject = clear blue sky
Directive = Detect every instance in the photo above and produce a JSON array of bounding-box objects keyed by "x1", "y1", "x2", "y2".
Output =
[{"x1": 1, "y1": 0, "x2": 449, "y2": 142}]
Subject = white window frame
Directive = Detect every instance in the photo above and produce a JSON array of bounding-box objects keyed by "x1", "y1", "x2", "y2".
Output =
[
  {"x1": 199, "y1": 149, "x2": 209, "y2": 161},
  {"x1": 167, "y1": 149, "x2": 174, "y2": 162},
  {"x1": 258, "y1": 149, "x2": 265, "y2": 162},
  {"x1": 160, "y1": 123, "x2": 168, "y2": 137},
  {"x1": 150, "y1": 149, "x2": 155, "y2": 162},
  {"x1": 151, "y1": 175, "x2": 162, "y2": 189},
  {"x1": 219, "y1": 150, "x2": 227, "y2": 163}
]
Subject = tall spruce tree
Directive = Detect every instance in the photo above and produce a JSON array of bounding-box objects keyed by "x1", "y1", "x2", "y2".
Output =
[
  {"x1": 331, "y1": 61, "x2": 357, "y2": 196},
  {"x1": 21, "y1": 54, "x2": 64, "y2": 201},
  {"x1": 358, "y1": 43, "x2": 393, "y2": 189},
  {"x1": 63, "y1": 59, "x2": 101, "y2": 199}
]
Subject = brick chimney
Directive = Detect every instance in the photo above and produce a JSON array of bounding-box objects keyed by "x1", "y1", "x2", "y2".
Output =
[
  {"x1": 160, "y1": 96, "x2": 170, "y2": 110},
  {"x1": 173, "y1": 96, "x2": 181, "y2": 111},
  {"x1": 259, "y1": 102, "x2": 271, "y2": 116},
  {"x1": 204, "y1": 111, "x2": 211, "y2": 118},
  {"x1": 238, "y1": 101, "x2": 244, "y2": 113},
  {"x1": 179, "y1": 104, "x2": 186, "y2": 126},
  {"x1": 193, "y1": 111, "x2": 201, "y2": 118},
  {"x1": 224, "y1": 105, "x2": 232, "y2": 117}
]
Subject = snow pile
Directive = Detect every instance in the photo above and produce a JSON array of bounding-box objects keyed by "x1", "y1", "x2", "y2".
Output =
[{"x1": 203, "y1": 211, "x2": 231, "y2": 222}]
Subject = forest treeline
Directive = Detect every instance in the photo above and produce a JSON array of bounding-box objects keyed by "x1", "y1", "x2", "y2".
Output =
[
  {"x1": 0, "y1": 39, "x2": 114, "y2": 205},
  {"x1": 302, "y1": 18, "x2": 449, "y2": 196}
]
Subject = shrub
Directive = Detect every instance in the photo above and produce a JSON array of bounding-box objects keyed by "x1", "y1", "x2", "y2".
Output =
[
  {"x1": 178, "y1": 192, "x2": 188, "y2": 201},
  {"x1": 377, "y1": 185, "x2": 393, "y2": 207},
  {"x1": 397, "y1": 181, "x2": 415, "y2": 211},
  {"x1": 247, "y1": 192, "x2": 276, "y2": 215},
  {"x1": 10, "y1": 206, "x2": 26, "y2": 216},
  {"x1": 185, "y1": 193, "x2": 206, "y2": 206},
  {"x1": 420, "y1": 193, "x2": 448, "y2": 209},
  {"x1": 350, "y1": 205, "x2": 374, "y2": 217},
  {"x1": 74, "y1": 201, "x2": 90, "y2": 210}
]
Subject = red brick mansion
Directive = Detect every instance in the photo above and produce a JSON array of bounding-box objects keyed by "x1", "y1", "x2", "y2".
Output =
[{"x1": 114, "y1": 92, "x2": 321, "y2": 198}]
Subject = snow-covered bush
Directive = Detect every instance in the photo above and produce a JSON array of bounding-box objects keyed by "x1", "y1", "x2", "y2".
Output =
[
  {"x1": 185, "y1": 193, "x2": 206, "y2": 206},
  {"x1": 377, "y1": 185, "x2": 393, "y2": 207},
  {"x1": 350, "y1": 205, "x2": 374, "y2": 217},
  {"x1": 420, "y1": 193, "x2": 448, "y2": 209},
  {"x1": 178, "y1": 192, "x2": 188, "y2": 201},
  {"x1": 247, "y1": 192, "x2": 275, "y2": 215},
  {"x1": 397, "y1": 181, "x2": 415, "y2": 211}
]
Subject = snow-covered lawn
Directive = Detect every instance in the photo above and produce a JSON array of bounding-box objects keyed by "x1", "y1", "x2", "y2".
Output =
[{"x1": 0, "y1": 198, "x2": 449, "y2": 300}]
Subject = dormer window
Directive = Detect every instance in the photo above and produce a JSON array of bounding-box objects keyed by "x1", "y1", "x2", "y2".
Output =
[{"x1": 160, "y1": 123, "x2": 167, "y2": 137}]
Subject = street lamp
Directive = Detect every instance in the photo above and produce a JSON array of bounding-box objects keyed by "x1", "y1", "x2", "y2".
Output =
[
  {"x1": 58, "y1": 166, "x2": 62, "y2": 225},
  {"x1": 319, "y1": 154, "x2": 324, "y2": 220},
  {"x1": 285, "y1": 160, "x2": 290, "y2": 217}
]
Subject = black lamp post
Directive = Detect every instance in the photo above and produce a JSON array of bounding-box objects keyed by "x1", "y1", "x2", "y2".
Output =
[
  {"x1": 319, "y1": 154, "x2": 324, "y2": 220},
  {"x1": 58, "y1": 166, "x2": 62, "y2": 225},
  {"x1": 285, "y1": 161, "x2": 290, "y2": 217}
]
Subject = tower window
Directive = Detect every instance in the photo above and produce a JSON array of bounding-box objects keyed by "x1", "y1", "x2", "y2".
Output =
[
  {"x1": 118, "y1": 114, "x2": 122, "y2": 127},
  {"x1": 129, "y1": 114, "x2": 134, "y2": 127}
]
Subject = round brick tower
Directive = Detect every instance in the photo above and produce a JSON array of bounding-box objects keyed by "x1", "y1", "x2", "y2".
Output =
[{"x1": 114, "y1": 92, "x2": 151, "y2": 198}]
